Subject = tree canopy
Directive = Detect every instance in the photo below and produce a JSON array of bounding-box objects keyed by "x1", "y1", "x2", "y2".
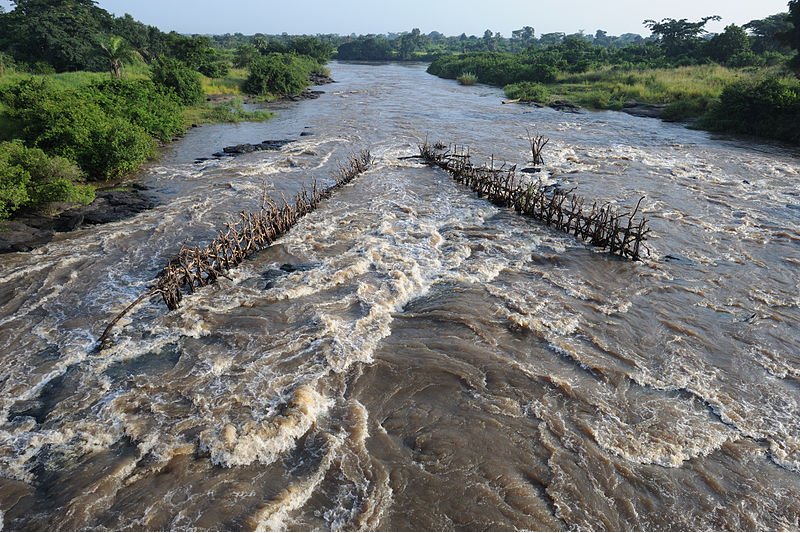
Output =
[{"x1": 644, "y1": 16, "x2": 721, "y2": 58}]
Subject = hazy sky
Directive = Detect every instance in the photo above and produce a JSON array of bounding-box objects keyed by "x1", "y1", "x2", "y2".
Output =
[{"x1": 1, "y1": 0, "x2": 792, "y2": 37}]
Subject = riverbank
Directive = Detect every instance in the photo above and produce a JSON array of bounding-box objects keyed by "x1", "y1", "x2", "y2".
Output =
[
  {"x1": 0, "y1": 72, "x2": 335, "y2": 254},
  {"x1": 430, "y1": 56, "x2": 800, "y2": 144}
]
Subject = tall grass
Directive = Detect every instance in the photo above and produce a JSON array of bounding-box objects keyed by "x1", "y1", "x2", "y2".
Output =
[
  {"x1": 200, "y1": 67, "x2": 247, "y2": 96},
  {"x1": 182, "y1": 97, "x2": 272, "y2": 125},
  {"x1": 457, "y1": 72, "x2": 478, "y2": 86},
  {"x1": 522, "y1": 64, "x2": 784, "y2": 121},
  {"x1": 551, "y1": 65, "x2": 761, "y2": 112}
]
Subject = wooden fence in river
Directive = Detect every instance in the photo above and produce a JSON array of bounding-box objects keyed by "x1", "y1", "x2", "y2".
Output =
[
  {"x1": 97, "y1": 150, "x2": 372, "y2": 348},
  {"x1": 418, "y1": 140, "x2": 650, "y2": 261}
]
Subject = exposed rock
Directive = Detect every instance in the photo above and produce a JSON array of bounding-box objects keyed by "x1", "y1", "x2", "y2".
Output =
[
  {"x1": 549, "y1": 100, "x2": 582, "y2": 113},
  {"x1": 287, "y1": 90, "x2": 325, "y2": 102},
  {"x1": 216, "y1": 139, "x2": 294, "y2": 158},
  {"x1": 80, "y1": 190, "x2": 155, "y2": 225},
  {"x1": 0, "y1": 187, "x2": 156, "y2": 254},
  {"x1": 309, "y1": 73, "x2": 335, "y2": 86},
  {"x1": 257, "y1": 139, "x2": 292, "y2": 150},
  {"x1": 621, "y1": 101, "x2": 667, "y2": 119},
  {"x1": 0, "y1": 220, "x2": 54, "y2": 253},
  {"x1": 222, "y1": 143, "x2": 257, "y2": 154}
]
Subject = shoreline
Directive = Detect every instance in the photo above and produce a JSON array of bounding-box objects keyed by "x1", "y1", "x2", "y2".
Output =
[{"x1": 0, "y1": 75, "x2": 335, "y2": 255}]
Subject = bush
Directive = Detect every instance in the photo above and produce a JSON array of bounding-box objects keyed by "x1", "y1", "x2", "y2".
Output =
[
  {"x1": 0, "y1": 140, "x2": 94, "y2": 219},
  {"x1": 199, "y1": 60, "x2": 230, "y2": 79},
  {"x1": 243, "y1": 53, "x2": 316, "y2": 96},
  {"x1": 457, "y1": 72, "x2": 478, "y2": 85},
  {"x1": 504, "y1": 81, "x2": 550, "y2": 102},
  {"x1": 0, "y1": 153, "x2": 29, "y2": 219},
  {"x1": 699, "y1": 76, "x2": 800, "y2": 143},
  {"x1": 428, "y1": 51, "x2": 561, "y2": 86},
  {"x1": 0, "y1": 77, "x2": 156, "y2": 179},
  {"x1": 80, "y1": 116, "x2": 154, "y2": 179},
  {"x1": 150, "y1": 56, "x2": 204, "y2": 105},
  {"x1": 89, "y1": 79, "x2": 185, "y2": 142}
]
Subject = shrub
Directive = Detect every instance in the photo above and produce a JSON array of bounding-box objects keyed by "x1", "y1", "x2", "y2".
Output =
[
  {"x1": 150, "y1": 56, "x2": 204, "y2": 105},
  {"x1": 243, "y1": 53, "x2": 316, "y2": 96},
  {"x1": 0, "y1": 140, "x2": 94, "y2": 219},
  {"x1": 89, "y1": 79, "x2": 184, "y2": 142},
  {"x1": 80, "y1": 116, "x2": 154, "y2": 179},
  {"x1": 0, "y1": 77, "x2": 156, "y2": 179},
  {"x1": 699, "y1": 76, "x2": 800, "y2": 143},
  {"x1": 504, "y1": 81, "x2": 550, "y2": 102},
  {"x1": 457, "y1": 72, "x2": 478, "y2": 85},
  {"x1": 199, "y1": 60, "x2": 230, "y2": 79},
  {"x1": 0, "y1": 153, "x2": 29, "y2": 219},
  {"x1": 428, "y1": 51, "x2": 561, "y2": 86}
]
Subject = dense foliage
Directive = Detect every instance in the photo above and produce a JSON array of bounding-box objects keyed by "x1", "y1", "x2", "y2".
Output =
[
  {"x1": 0, "y1": 77, "x2": 187, "y2": 180},
  {"x1": 150, "y1": 56, "x2": 204, "y2": 105},
  {"x1": 0, "y1": 140, "x2": 94, "y2": 219},
  {"x1": 699, "y1": 76, "x2": 800, "y2": 142},
  {"x1": 0, "y1": 0, "x2": 111, "y2": 72},
  {"x1": 243, "y1": 53, "x2": 323, "y2": 96},
  {"x1": 428, "y1": 51, "x2": 560, "y2": 85},
  {"x1": 503, "y1": 81, "x2": 550, "y2": 102}
]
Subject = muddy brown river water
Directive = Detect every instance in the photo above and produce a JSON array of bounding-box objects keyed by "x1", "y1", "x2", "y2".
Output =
[{"x1": 0, "y1": 61, "x2": 799, "y2": 530}]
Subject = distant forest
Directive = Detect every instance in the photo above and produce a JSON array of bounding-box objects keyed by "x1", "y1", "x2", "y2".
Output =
[{"x1": 0, "y1": 1, "x2": 796, "y2": 74}]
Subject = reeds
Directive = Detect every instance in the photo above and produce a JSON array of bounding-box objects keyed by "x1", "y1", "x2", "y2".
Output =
[
  {"x1": 418, "y1": 140, "x2": 649, "y2": 261},
  {"x1": 98, "y1": 150, "x2": 372, "y2": 347}
]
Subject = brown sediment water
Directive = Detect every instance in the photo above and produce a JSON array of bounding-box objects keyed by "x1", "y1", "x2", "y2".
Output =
[{"x1": 0, "y1": 62, "x2": 798, "y2": 531}]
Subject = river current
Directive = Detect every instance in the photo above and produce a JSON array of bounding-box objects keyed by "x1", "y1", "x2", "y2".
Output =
[{"x1": 0, "y1": 62, "x2": 799, "y2": 531}]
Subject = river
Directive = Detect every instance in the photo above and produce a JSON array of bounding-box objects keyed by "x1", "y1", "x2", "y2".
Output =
[{"x1": 0, "y1": 61, "x2": 798, "y2": 531}]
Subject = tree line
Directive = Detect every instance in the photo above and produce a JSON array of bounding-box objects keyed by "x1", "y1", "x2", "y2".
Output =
[{"x1": 0, "y1": 0, "x2": 335, "y2": 220}]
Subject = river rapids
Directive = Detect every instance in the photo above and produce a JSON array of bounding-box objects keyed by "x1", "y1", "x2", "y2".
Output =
[{"x1": 0, "y1": 62, "x2": 799, "y2": 531}]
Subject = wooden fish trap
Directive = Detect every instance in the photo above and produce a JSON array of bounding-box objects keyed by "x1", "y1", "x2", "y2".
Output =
[
  {"x1": 98, "y1": 150, "x2": 372, "y2": 347},
  {"x1": 419, "y1": 140, "x2": 649, "y2": 261}
]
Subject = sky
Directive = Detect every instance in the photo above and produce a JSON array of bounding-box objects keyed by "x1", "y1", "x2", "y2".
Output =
[{"x1": 1, "y1": 0, "x2": 792, "y2": 37}]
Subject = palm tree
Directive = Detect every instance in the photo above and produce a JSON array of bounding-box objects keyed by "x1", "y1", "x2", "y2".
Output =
[{"x1": 99, "y1": 35, "x2": 138, "y2": 79}]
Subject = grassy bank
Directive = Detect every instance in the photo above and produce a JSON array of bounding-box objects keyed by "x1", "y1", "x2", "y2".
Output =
[
  {"x1": 549, "y1": 65, "x2": 758, "y2": 119},
  {"x1": 501, "y1": 65, "x2": 800, "y2": 139},
  {"x1": 430, "y1": 53, "x2": 800, "y2": 143}
]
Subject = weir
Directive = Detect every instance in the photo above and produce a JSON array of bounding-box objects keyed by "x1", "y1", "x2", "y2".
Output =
[
  {"x1": 418, "y1": 140, "x2": 650, "y2": 261},
  {"x1": 97, "y1": 150, "x2": 372, "y2": 347}
]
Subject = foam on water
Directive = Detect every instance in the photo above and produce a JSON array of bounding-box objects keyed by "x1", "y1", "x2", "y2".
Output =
[{"x1": 1, "y1": 61, "x2": 799, "y2": 531}]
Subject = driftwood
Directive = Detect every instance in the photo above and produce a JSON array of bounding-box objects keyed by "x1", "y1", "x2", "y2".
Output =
[
  {"x1": 418, "y1": 140, "x2": 649, "y2": 260},
  {"x1": 98, "y1": 150, "x2": 372, "y2": 348}
]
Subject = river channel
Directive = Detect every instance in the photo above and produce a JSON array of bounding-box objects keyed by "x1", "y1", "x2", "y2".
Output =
[{"x1": 0, "y1": 61, "x2": 798, "y2": 530}]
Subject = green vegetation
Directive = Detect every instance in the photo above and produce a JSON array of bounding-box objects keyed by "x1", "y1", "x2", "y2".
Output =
[
  {"x1": 504, "y1": 81, "x2": 550, "y2": 102},
  {"x1": 0, "y1": 77, "x2": 189, "y2": 179},
  {"x1": 699, "y1": 76, "x2": 800, "y2": 142},
  {"x1": 183, "y1": 98, "x2": 273, "y2": 125},
  {"x1": 150, "y1": 56, "x2": 204, "y2": 105},
  {"x1": 427, "y1": 6, "x2": 800, "y2": 143},
  {"x1": 0, "y1": 140, "x2": 94, "y2": 219},
  {"x1": 457, "y1": 72, "x2": 478, "y2": 85},
  {"x1": 243, "y1": 53, "x2": 321, "y2": 97},
  {"x1": 548, "y1": 64, "x2": 753, "y2": 113},
  {"x1": 0, "y1": 2, "x2": 338, "y2": 220}
]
